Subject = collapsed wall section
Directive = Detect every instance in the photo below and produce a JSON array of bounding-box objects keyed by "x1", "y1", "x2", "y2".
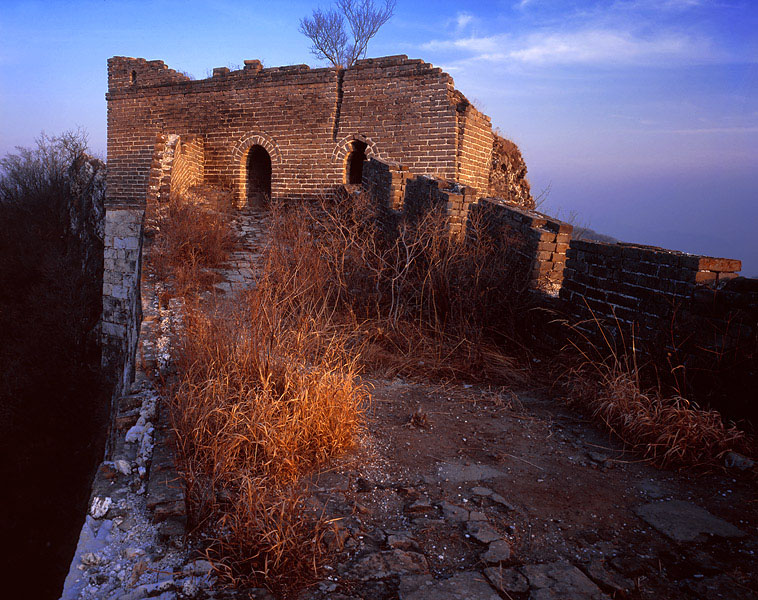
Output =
[
  {"x1": 560, "y1": 241, "x2": 742, "y2": 339},
  {"x1": 453, "y1": 93, "x2": 494, "y2": 195},
  {"x1": 472, "y1": 199, "x2": 572, "y2": 289},
  {"x1": 362, "y1": 157, "x2": 570, "y2": 284}
]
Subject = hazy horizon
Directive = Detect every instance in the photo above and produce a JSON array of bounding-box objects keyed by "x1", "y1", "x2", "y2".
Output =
[{"x1": 2, "y1": 0, "x2": 756, "y2": 273}]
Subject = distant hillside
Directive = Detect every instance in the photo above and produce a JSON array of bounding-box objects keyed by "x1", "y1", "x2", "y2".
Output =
[{"x1": 572, "y1": 226, "x2": 619, "y2": 244}]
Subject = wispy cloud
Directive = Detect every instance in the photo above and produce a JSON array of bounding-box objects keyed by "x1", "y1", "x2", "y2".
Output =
[
  {"x1": 508, "y1": 29, "x2": 706, "y2": 65},
  {"x1": 667, "y1": 126, "x2": 758, "y2": 134},
  {"x1": 422, "y1": 28, "x2": 719, "y2": 66},
  {"x1": 455, "y1": 12, "x2": 474, "y2": 30}
]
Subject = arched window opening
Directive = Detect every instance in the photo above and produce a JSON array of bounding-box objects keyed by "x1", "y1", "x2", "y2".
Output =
[
  {"x1": 346, "y1": 140, "x2": 368, "y2": 185},
  {"x1": 131, "y1": 70, "x2": 137, "y2": 85},
  {"x1": 246, "y1": 145, "x2": 272, "y2": 205}
]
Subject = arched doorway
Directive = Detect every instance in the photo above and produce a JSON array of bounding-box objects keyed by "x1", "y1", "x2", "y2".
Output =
[
  {"x1": 345, "y1": 140, "x2": 368, "y2": 185},
  {"x1": 246, "y1": 144, "x2": 272, "y2": 205}
]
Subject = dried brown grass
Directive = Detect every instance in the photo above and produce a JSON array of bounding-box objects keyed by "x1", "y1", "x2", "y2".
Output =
[
  {"x1": 170, "y1": 295, "x2": 367, "y2": 590},
  {"x1": 262, "y1": 189, "x2": 534, "y2": 384},
  {"x1": 147, "y1": 193, "x2": 236, "y2": 294},
  {"x1": 159, "y1": 186, "x2": 536, "y2": 591},
  {"x1": 157, "y1": 193, "x2": 368, "y2": 591},
  {"x1": 562, "y1": 313, "x2": 752, "y2": 468}
]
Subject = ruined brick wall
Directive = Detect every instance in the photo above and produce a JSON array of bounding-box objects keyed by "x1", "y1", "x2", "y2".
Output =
[
  {"x1": 488, "y1": 134, "x2": 533, "y2": 208},
  {"x1": 453, "y1": 95, "x2": 494, "y2": 195},
  {"x1": 560, "y1": 241, "x2": 743, "y2": 341},
  {"x1": 363, "y1": 157, "x2": 570, "y2": 283},
  {"x1": 171, "y1": 135, "x2": 204, "y2": 196},
  {"x1": 471, "y1": 199, "x2": 572, "y2": 289},
  {"x1": 403, "y1": 175, "x2": 477, "y2": 237},
  {"x1": 362, "y1": 157, "x2": 410, "y2": 211},
  {"x1": 559, "y1": 240, "x2": 756, "y2": 416},
  {"x1": 106, "y1": 55, "x2": 496, "y2": 209}
]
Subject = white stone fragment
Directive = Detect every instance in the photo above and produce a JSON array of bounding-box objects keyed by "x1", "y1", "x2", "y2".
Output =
[
  {"x1": 125, "y1": 423, "x2": 144, "y2": 443},
  {"x1": 115, "y1": 459, "x2": 132, "y2": 475},
  {"x1": 90, "y1": 496, "x2": 112, "y2": 519}
]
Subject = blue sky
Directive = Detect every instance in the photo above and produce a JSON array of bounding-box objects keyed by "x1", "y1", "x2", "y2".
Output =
[{"x1": 1, "y1": 0, "x2": 757, "y2": 273}]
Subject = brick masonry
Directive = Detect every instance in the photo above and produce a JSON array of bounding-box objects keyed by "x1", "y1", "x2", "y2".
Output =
[
  {"x1": 106, "y1": 54, "x2": 497, "y2": 206},
  {"x1": 363, "y1": 157, "x2": 573, "y2": 291},
  {"x1": 560, "y1": 240, "x2": 744, "y2": 339},
  {"x1": 471, "y1": 198, "x2": 572, "y2": 289},
  {"x1": 364, "y1": 157, "x2": 756, "y2": 402}
]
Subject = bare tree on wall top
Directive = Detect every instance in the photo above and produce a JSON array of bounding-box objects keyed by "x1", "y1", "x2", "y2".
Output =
[{"x1": 300, "y1": 0, "x2": 397, "y2": 68}]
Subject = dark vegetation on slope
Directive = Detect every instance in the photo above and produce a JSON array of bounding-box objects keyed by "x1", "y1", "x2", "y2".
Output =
[{"x1": 0, "y1": 132, "x2": 110, "y2": 600}]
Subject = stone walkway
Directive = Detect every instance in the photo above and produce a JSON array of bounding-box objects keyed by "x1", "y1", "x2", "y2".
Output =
[
  {"x1": 62, "y1": 204, "x2": 758, "y2": 600},
  {"x1": 212, "y1": 207, "x2": 270, "y2": 294}
]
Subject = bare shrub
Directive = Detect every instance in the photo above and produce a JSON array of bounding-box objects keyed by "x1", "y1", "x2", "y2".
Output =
[
  {"x1": 0, "y1": 130, "x2": 108, "y2": 597},
  {"x1": 300, "y1": 0, "x2": 396, "y2": 68}
]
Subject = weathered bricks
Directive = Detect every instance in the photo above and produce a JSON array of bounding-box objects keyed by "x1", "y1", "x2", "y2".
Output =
[
  {"x1": 560, "y1": 238, "x2": 756, "y2": 390},
  {"x1": 106, "y1": 54, "x2": 495, "y2": 207}
]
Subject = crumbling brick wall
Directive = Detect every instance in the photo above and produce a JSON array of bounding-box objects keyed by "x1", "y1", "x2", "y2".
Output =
[
  {"x1": 488, "y1": 134, "x2": 533, "y2": 208},
  {"x1": 559, "y1": 240, "x2": 757, "y2": 416},
  {"x1": 363, "y1": 157, "x2": 570, "y2": 285},
  {"x1": 453, "y1": 94, "x2": 494, "y2": 195},
  {"x1": 471, "y1": 199, "x2": 572, "y2": 289},
  {"x1": 106, "y1": 55, "x2": 500, "y2": 208},
  {"x1": 560, "y1": 241, "x2": 742, "y2": 340},
  {"x1": 170, "y1": 135, "x2": 204, "y2": 196}
]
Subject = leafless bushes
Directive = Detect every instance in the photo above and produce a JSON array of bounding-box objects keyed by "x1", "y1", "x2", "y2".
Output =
[{"x1": 299, "y1": 0, "x2": 396, "y2": 68}]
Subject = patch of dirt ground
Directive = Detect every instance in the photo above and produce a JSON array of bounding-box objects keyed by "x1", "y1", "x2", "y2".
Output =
[{"x1": 292, "y1": 378, "x2": 758, "y2": 600}]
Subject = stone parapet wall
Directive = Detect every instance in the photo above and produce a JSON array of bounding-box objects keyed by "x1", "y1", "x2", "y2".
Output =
[
  {"x1": 472, "y1": 199, "x2": 572, "y2": 289},
  {"x1": 101, "y1": 206, "x2": 144, "y2": 395},
  {"x1": 559, "y1": 239, "x2": 757, "y2": 416},
  {"x1": 560, "y1": 240, "x2": 743, "y2": 340}
]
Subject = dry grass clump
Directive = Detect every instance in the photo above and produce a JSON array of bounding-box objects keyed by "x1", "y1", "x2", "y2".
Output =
[
  {"x1": 163, "y1": 186, "x2": 535, "y2": 590},
  {"x1": 563, "y1": 318, "x2": 752, "y2": 468},
  {"x1": 170, "y1": 295, "x2": 368, "y2": 590},
  {"x1": 263, "y1": 189, "x2": 534, "y2": 383},
  {"x1": 147, "y1": 194, "x2": 236, "y2": 293}
]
